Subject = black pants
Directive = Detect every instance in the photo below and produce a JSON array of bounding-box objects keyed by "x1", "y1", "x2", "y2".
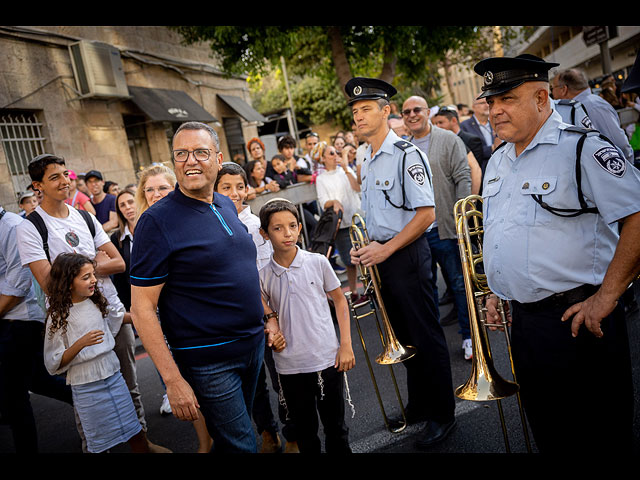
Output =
[
  {"x1": 511, "y1": 299, "x2": 634, "y2": 453},
  {"x1": 252, "y1": 345, "x2": 297, "y2": 442},
  {"x1": 0, "y1": 320, "x2": 73, "y2": 452},
  {"x1": 375, "y1": 234, "x2": 456, "y2": 423},
  {"x1": 278, "y1": 366, "x2": 351, "y2": 453}
]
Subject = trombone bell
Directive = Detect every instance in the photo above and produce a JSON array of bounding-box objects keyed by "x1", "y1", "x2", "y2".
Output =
[{"x1": 376, "y1": 340, "x2": 416, "y2": 365}]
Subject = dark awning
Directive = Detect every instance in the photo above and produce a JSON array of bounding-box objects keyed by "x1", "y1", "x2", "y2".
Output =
[
  {"x1": 217, "y1": 94, "x2": 267, "y2": 123},
  {"x1": 128, "y1": 86, "x2": 217, "y2": 123}
]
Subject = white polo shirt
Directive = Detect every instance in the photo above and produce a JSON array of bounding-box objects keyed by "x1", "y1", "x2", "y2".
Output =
[{"x1": 259, "y1": 247, "x2": 341, "y2": 375}]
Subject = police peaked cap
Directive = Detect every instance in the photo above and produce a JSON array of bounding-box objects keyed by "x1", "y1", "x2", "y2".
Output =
[
  {"x1": 345, "y1": 77, "x2": 397, "y2": 105},
  {"x1": 474, "y1": 54, "x2": 560, "y2": 99}
]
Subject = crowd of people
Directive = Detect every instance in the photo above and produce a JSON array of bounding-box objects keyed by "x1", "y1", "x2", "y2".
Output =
[{"x1": 1, "y1": 51, "x2": 640, "y2": 454}]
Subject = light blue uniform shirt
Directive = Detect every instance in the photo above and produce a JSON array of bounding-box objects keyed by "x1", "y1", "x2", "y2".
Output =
[
  {"x1": 482, "y1": 110, "x2": 640, "y2": 303},
  {"x1": 574, "y1": 89, "x2": 634, "y2": 162},
  {"x1": 361, "y1": 129, "x2": 435, "y2": 241},
  {"x1": 552, "y1": 99, "x2": 593, "y2": 129},
  {"x1": 0, "y1": 209, "x2": 45, "y2": 322}
]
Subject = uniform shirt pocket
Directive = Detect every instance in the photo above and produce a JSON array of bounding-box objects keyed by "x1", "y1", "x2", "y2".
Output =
[
  {"x1": 520, "y1": 176, "x2": 557, "y2": 226},
  {"x1": 374, "y1": 176, "x2": 395, "y2": 209},
  {"x1": 481, "y1": 177, "x2": 503, "y2": 225}
]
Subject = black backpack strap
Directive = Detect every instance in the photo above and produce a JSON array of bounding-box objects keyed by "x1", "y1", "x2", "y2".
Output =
[
  {"x1": 26, "y1": 211, "x2": 51, "y2": 263},
  {"x1": 531, "y1": 126, "x2": 601, "y2": 217},
  {"x1": 77, "y1": 209, "x2": 96, "y2": 238}
]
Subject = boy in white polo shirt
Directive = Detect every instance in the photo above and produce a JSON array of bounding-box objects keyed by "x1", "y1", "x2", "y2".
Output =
[{"x1": 258, "y1": 199, "x2": 355, "y2": 454}]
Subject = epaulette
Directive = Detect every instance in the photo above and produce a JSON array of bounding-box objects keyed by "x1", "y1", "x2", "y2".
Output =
[
  {"x1": 394, "y1": 140, "x2": 416, "y2": 152},
  {"x1": 563, "y1": 125, "x2": 598, "y2": 135}
]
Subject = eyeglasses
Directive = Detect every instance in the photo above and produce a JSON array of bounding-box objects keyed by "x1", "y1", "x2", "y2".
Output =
[
  {"x1": 172, "y1": 149, "x2": 212, "y2": 162},
  {"x1": 144, "y1": 185, "x2": 173, "y2": 195},
  {"x1": 401, "y1": 107, "x2": 427, "y2": 117},
  {"x1": 550, "y1": 84, "x2": 564, "y2": 91}
]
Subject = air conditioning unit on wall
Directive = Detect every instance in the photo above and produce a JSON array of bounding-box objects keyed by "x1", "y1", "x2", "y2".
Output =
[{"x1": 68, "y1": 40, "x2": 130, "y2": 99}]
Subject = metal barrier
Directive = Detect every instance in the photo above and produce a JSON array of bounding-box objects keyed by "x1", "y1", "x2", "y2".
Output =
[{"x1": 247, "y1": 182, "x2": 318, "y2": 247}]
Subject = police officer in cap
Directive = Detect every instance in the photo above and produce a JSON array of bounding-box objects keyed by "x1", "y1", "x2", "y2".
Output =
[
  {"x1": 476, "y1": 54, "x2": 640, "y2": 453},
  {"x1": 347, "y1": 77, "x2": 456, "y2": 449}
]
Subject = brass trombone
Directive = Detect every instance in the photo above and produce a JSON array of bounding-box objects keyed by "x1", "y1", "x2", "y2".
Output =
[
  {"x1": 346, "y1": 213, "x2": 416, "y2": 433},
  {"x1": 453, "y1": 195, "x2": 532, "y2": 453}
]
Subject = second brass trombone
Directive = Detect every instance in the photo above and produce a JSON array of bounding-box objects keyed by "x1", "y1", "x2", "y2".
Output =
[{"x1": 453, "y1": 195, "x2": 532, "y2": 453}]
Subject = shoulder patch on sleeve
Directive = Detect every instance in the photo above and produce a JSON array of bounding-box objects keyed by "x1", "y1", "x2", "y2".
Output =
[
  {"x1": 593, "y1": 146, "x2": 626, "y2": 177},
  {"x1": 406, "y1": 163, "x2": 426, "y2": 186}
]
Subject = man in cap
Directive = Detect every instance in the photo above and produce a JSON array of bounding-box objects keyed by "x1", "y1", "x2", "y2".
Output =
[
  {"x1": 85, "y1": 170, "x2": 118, "y2": 232},
  {"x1": 347, "y1": 77, "x2": 456, "y2": 449},
  {"x1": 476, "y1": 54, "x2": 640, "y2": 453}
]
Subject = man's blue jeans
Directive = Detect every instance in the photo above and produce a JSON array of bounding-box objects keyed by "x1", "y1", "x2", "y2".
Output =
[
  {"x1": 178, "y1": 335, "x2": 265, "y2": 453},
  {"x1": 426, "y1": 227, "x2": 470, "y2": 340}
]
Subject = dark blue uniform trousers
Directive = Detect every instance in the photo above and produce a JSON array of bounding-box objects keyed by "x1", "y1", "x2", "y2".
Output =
[
  {"x1": 511, "y1": 299, "x2": 634, "y2": 453},
  {"x1": 376, "y1": 234, "x2": 456, "y2": 424}
]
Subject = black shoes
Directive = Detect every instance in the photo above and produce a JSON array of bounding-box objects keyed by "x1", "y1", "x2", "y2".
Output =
[{"x1": 415, "y1": 418, "x2": 457, "y2": 449}]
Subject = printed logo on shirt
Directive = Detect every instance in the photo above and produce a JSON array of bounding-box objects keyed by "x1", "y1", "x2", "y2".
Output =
[
  {"x1": 65, "y1": 230, "x2": 80, "y2": 247},
  {"x1": 407, "y1": 164, "x2": 426, "y2": 186},
  {"x1": 593, "y1": 146, "x2": 626, "y2": 178}
]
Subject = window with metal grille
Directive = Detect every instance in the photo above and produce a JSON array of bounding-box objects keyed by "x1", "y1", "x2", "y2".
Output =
[{"x1": 0, "y1": 110, "x2": 47, "y2": 194}]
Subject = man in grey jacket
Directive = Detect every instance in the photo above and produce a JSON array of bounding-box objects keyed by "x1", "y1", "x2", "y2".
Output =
[{"x1": 401, "y1": 96, "x2": 473, "y2": 359}]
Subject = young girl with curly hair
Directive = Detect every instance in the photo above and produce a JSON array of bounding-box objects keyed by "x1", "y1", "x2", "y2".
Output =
[{"x1": 43, "y1": 253, "x2": 148, "y2": 453}]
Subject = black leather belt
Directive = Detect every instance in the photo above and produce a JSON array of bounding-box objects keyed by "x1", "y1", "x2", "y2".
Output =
[{"x1": 513, "y1": 284, "x2": 599, "y2": 312}]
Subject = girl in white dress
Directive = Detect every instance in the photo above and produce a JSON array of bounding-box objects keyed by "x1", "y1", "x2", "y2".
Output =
[{"x1": 43, "y1": 253, "x2": 148, "y2": 453}]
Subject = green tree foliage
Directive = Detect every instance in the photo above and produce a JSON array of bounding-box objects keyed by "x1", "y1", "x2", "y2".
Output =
[{"x1": 171, "y1": 26, "x2": 483, "y2": 128}]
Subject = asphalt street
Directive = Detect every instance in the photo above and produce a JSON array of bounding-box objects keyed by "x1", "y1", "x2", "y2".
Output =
[{"x1": 1, "y1": 269, "x2": 639, "y2": 456}]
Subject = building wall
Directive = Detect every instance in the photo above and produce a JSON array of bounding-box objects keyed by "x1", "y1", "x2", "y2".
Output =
[
  {"x1": 518, "y1": 26, "x2": 640, "y2": 82},
  {"x1": 436, "y1": 26, "x2": 640, "y2": 114},
  {"x1": 0, "y1": 26, "x2": 258, "y2": 213}
]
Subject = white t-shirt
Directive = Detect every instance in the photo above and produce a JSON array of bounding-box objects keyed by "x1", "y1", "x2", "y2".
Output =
[
  {"x1": 259, "y1": 247, "x2": 341, "y2": 375},
  {"x1": 315, "y1": 166, "x2": 362, "y2": 227},
  {"x1": 16, "y1": 204, "x2": 123, "y2": 308},
  {"x1": 238, "y1": 204, "x2": 273, "y2": 270}
]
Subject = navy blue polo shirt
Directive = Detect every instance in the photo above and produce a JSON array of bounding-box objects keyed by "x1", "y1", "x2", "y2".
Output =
[{"x1": 130, "y1": 186, "x2": 264, "y2": 366}]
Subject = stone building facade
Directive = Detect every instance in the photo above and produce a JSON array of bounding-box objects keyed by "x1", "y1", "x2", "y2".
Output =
[{"x1": 0, "y1": 26, "x2": 265, "y2": 213}]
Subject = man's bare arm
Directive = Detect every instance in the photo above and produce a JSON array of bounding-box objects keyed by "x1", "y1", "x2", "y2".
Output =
[{"x1": 131, "y1": 284, "x2": 200, "y2": 421}]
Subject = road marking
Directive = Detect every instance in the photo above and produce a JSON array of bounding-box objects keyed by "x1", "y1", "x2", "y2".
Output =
[{"x1": 350, "y1": 401, "x2": 482, "y2": 453}]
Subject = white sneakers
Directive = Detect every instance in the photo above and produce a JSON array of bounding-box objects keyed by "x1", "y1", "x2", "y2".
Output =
[{"x1": 462, "y1": 339, "x2": 473, "y2": 361}]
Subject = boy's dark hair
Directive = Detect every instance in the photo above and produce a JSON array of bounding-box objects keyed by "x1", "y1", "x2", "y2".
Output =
[
  {"x1": 259, "y1": 199, "x2": 300, "y2": 232},
  {"x1": 46, "y1": 253, "x2": 109, "y2": 337},
  {"x1": 215, "y1": 162, "x2": 248, "y2": 190},
  {"x1": 277, "y1": 135, "x2": 296, "y2": 150},
  {"x1": 28, "y1": 154, "x2": 66, "y2": 182}
]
